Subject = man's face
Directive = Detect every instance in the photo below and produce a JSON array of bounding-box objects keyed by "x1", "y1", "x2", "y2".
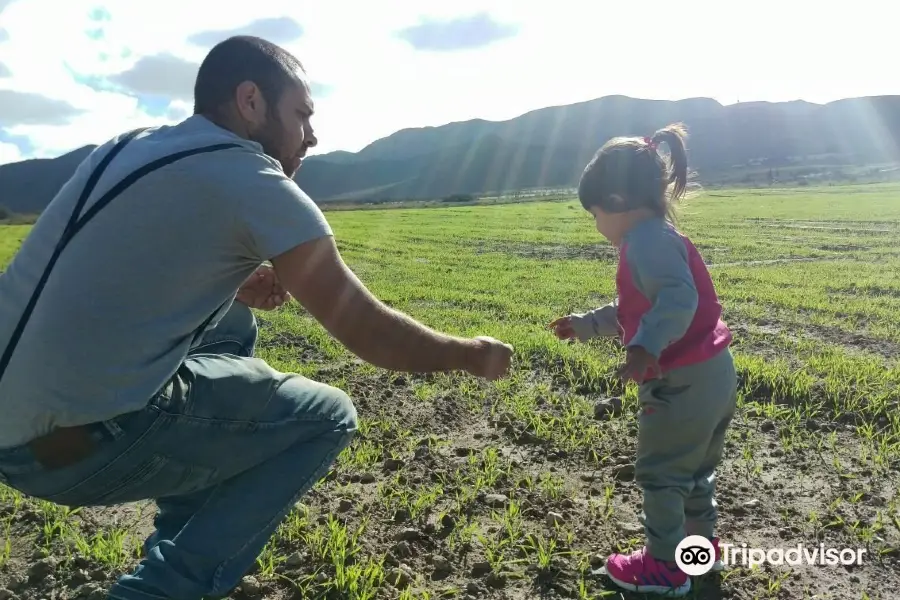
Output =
[{"x1": 247, "y1": 75, "x2": 317, "y2": 178}]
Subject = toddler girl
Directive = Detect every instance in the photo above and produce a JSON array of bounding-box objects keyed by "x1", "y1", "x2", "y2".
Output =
[{"x1": 550, "y1": 123, "x2": 735, "y2": 597}]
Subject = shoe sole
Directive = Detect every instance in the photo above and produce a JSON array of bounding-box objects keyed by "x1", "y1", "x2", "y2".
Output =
[
  {"x1": 591, "y1": 566, "x2": 692, "y2": 597},
  {"x1": 592, "y1": 560, "x2": 726, "y2": 575}
]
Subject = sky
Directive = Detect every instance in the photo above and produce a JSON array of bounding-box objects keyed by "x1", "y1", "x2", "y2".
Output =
[{"x1": 0, "y1": 0, "x2": 896, "y2": 165}]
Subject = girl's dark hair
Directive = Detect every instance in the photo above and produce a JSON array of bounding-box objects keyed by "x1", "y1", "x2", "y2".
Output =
[{"x1": 577, "y1": 122, "x2": 689, "y2": 221}]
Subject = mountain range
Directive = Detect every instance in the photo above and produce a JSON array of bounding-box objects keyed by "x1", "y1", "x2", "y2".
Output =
[{"x1": 2, "y1": 94, "x2": 899, "y2": 213}]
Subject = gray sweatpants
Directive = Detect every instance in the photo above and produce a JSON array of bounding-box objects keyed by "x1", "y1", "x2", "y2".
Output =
[{"x1": 635, "y1": 348, "x2": 738, "y2": 562}]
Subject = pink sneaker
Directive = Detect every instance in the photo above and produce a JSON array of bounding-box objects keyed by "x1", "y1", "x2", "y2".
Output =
[
  {"x1": 710, "y1": 537, "x2": 725, "y2": 571},
  {"x1": 602, "y1": 546, "x2": 691, "y2": 596}
]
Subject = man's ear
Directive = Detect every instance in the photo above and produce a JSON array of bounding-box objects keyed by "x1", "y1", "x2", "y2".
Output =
[{"x1": 234, "y1": 81, "x2": 266, "y2": 126}]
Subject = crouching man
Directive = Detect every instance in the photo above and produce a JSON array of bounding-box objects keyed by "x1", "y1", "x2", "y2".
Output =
[{"x1": 0, "y1": 35, "x2": 513, "y2": 600}]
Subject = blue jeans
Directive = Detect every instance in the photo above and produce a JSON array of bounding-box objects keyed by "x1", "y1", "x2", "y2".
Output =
[{"x1": 0, "y1": 302, "x2": 358, "y2": 600}]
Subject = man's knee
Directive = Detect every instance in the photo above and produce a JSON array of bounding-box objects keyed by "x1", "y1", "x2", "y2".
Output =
[
  {"x1": 324, "y1": 385, "x2": 358, "y2": 434},
  {"x1": 277, "y1": 375, "x2": 358, "y2": 434}
]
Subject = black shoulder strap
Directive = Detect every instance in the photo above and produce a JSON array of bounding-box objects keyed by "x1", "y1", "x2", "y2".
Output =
[{"x1": 0, "y1": 130, "x2": 241, "y2": 385}]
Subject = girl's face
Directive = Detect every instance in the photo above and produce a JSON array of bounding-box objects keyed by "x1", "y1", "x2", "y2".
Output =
[
  {"x1": 589, "y1": 201, "x2": 656, "y2": 246},
  {"x1": 589, "y1": 205, "x2": 624, "y2": 245}
]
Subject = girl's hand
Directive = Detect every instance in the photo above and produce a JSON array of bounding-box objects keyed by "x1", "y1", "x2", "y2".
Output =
[
  {"x1": 617, "y1": 346, "x2": 662, "y2": 383},
  {"x1": 548, "y1": 316, "x2": 576, "y2": 340}
]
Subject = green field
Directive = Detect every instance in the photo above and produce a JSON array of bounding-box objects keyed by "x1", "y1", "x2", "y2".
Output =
[{"x1": 1, "y1": 183, "x2": 899, "y2": 600}]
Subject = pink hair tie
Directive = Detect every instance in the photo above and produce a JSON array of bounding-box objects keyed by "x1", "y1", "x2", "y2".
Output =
[{"x1": 643, "y1": 136, "x2": 658, "y2": 150}]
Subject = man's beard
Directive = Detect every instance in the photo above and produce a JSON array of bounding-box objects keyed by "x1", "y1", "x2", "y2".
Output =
[{"x1": 249, "y1": 118, "x2": 298, "y2": 178}]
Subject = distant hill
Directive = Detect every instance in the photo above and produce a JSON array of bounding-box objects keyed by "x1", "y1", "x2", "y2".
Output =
[
  {"x1": 2, "y1": 94, "x2": 899, "y2": 211},
  {"x1": 0, "y1": 146, "x2": 95, "y2": 215}
]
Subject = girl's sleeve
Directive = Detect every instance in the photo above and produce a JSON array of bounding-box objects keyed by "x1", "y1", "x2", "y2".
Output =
[
  {"x1": 568, "y1": 298, "x2": 620, "y2": 341},
  {"x1": 623, "y1": 229, "x2": 698, "y2": 358}
]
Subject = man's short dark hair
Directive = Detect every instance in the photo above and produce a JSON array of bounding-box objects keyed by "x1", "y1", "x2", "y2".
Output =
[{"x1": 193, "y1": 35, "x2": 304, "y2": 116}]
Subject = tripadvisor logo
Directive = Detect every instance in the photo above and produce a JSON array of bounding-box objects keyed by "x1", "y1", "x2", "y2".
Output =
[
  {"x1": 675, "y1": 535, "x2": 867, "y2": 576},
  {"x1": 675, "y1": 536, "x2": 718, "y2": 576}
]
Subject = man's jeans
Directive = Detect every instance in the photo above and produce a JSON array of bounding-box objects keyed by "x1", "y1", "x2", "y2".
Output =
[{"x1": 0, "y1": 302, "x2": 358, "y2": 600}]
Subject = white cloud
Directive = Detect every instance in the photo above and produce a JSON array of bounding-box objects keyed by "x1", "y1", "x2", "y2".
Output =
[
  {"x1": 0, "y1": 0, "x2": 896, "y2": 163},
  {"x1": 6, "y1": 92, "x2": 173, "y2": 158},
  {"x1": 166, "y1": 99, "x2": 191, "y2": 121},
  {"x1": 187, "y1": 16, "x2": 304, "y2": 48},
  {"x1": 0, "y1": 90, "x2": 85, "y2": 126},
  {"x1": 106, "y1": 53, "x2": 198, "y2": 100},
  {"x1": 0, "y1": 141, "x2": 22, "y2": 165}
]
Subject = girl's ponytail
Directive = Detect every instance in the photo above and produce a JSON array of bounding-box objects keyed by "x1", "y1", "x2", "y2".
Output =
[{"x1": 650, "y1": 123, "x2": 689, "y2": 204}]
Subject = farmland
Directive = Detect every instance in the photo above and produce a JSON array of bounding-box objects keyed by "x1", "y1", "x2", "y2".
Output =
[{"x1": 1, "y1": 183, "x2": 899, "y2": 600}]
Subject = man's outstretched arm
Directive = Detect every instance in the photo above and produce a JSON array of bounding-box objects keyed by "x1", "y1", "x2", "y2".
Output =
[{"x1": 270, "y1": 236, "x2": 511, "y2": 379}]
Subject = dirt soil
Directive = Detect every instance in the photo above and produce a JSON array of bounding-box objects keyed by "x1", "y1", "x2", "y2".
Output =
[{"x1": 0, "y1": 327, "x2": 898, "y2": 600}]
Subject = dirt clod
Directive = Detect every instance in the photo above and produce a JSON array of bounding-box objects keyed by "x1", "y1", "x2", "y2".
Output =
[
  {"x1": 593, "y1": 397, "x2": 624, "y2": 420},
  {"x1": 239, "y1": 576, "x2": 262, "y2": 598},
  {"x1": 432, "y1": 556, "x2": 452, "y2": 574},
  {"x1": 392, "y1": 541, "x2": 413, "y2": 558},
  {"x1": 71, "y1": 570, "x2": 91, "y2": 585},
  {"x1": 389, "y1": 566, "x2": 412, "y2": 588},
  {"x1": 613, "y1": 464, "x2": 635, "y2": 481},
  {"x1": 73, "y1": 583, "x2": 106, "y2": 600},
  {"x1": 393, "y1": 508, "x2": 411, "y2": 522},
  {"x1": 89, "y1": 569, "x2": 106, "y2": 582},
  {"x1": 396, "y1": 528, "x2": 422, "y2": 542},
  {"x1": 545, "y1": 512, "x2": 565, "y2": 527},
  {"x1": 7, "y1": 576, "x2": 25, "y2": 591},
  {"x1": 484, "y1": 493, "x2": 509, "y2": 507},
  {"x1": 384, "y1": 458, "x2": 404, "y2": 471},
  {"x1": 485, "y1": 572, "x2": 507, "y2": 588},
  {"x1": 28, "y1": 558, "x2": 56, "y2": 581}
]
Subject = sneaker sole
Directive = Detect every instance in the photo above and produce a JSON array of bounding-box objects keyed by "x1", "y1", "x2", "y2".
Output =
[
  {"x1": 592, "y1": 566, "x2": 692, "y2": 597},
  {"x1": 593, "y1": 560, "x2": 725, "y2": 575}
]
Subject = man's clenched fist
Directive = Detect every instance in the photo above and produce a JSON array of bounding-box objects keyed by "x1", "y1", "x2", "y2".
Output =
[
  {"x1": 236, "y1": 264, "x2": 290, "y2": 311},
  {"x1": 465, "y1": 336, "x2": 514, "y2": 380}
]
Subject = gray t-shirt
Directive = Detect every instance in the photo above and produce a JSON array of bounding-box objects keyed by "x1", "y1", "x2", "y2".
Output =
[{"x1": 0, "y1": 116, "x2": 332, "y2": 448}]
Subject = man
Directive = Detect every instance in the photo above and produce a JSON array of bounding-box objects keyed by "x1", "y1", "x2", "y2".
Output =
[{"x1": 0, "y1": 36, "x2": 513, "y2": 600}]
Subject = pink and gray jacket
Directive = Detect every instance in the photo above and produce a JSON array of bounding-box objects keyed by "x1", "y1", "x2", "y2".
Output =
[{"x1": 567, "y1": 218, "x2": 732, "y2": 376}]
